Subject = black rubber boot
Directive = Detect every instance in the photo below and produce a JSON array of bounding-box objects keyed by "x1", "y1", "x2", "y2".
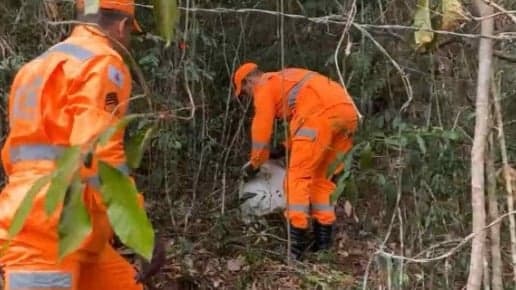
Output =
[
  {"x1": 313, "y1": 221, "x2": 333, "y2": 252},
  {"x1": 289, "y1": 225, "x2": 307, "y2": 260}
]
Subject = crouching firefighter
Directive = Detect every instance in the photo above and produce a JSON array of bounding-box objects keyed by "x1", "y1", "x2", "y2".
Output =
[
  {"x1": 0, "y1": 0, "x2": 164, "y2": 289},
  {"x1": 233, "y1": 62, "x2": 359, "y2": 260}
]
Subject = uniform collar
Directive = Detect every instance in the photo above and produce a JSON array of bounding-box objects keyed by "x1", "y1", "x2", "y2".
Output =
[{"x1": 70, "y1": 25, "x2": 112, "y2": 47}]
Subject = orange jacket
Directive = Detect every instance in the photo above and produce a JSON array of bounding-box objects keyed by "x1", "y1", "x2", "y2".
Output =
[
  {"x1": 249, "y1": 68, "x2": 356, "y2": 167},
  {"x1": 1, "y1": 25, "x2": 132, "y2": 187}
]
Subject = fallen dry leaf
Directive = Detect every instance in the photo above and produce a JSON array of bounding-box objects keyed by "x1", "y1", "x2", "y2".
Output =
[
  {"x1": 227, "y1": 258, "x2": 243, "y2": 272},
  {"x1": 344, "y1": 200, "x2": 353, "y2": 217}
]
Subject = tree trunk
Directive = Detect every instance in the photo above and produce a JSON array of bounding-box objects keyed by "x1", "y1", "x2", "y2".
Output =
[
  {"x1": 487, "y1": 131, "x2": 503, "y2": 290},
  {"x1": 492, "y1": 72, "x2": 516, "y2": 284},
  {"x1": 467, "y1": 1, "x2": 495, "y2": 289}
]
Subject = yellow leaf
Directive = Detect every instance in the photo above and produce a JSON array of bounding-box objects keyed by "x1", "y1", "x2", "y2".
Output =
[
  {"x1": 414, "y1": 0, "x2": 434, "y2": 47},
  {"x1": 153, "y1": 0, "x2": 180, "y2": 47},
  {"x1": 442, "y1": 0, "x2": 468, "y2": 31}
]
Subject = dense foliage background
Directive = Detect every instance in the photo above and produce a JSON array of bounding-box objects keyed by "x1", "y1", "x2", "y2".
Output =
[{"x1": 1, "y1": 0, "x2": 515, "y2": 289}]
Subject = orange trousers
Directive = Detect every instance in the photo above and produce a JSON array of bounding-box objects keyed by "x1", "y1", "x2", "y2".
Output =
[
  {"x1": 0, "y1": 169, "x2": 142, "y2": 290},
  {"x1": 284, "y1": 103, "x2": 358, "y2": 229}
]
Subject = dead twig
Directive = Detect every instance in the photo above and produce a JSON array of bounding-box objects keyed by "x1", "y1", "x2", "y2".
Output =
[
  {"x1": 482, "y1": 0, "x2": 516, "y2": 25},
  {"x1": 377, "y1": 210, "x2": 516, "y2": 264}
]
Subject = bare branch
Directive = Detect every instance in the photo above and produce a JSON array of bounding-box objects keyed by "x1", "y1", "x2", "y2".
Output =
[
  {"x1": 494, "y1": 50, "x2": 516, "y2": 62},
  {"x1": 482, "y1": 0, "x2": 516, "y2": 25},
  {"x1": 378, "y1": 210, "x2": 516, "y2": 264},
  {"x1": 127, "y1": 5, "x2": 516, "y2": 41}
]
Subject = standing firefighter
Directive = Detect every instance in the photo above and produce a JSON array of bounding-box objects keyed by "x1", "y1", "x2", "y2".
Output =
[
  {"x1": 234, "y1": 62, "x2": 359, "y2": 260},
  {"x1": 0, "y1": 0, "x2": 161, "y2": 289}
]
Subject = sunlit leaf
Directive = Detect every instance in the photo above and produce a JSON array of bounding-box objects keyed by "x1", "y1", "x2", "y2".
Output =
[
  {"x1": 99, "y1": 161, "x2": 154, "y2": 260},
  {"x1": 8, "y1": 175, "x2": 52, "y2": 238},
  {"x1": 58, "y1": 177, "x2": 91, "y2": 259},
  {"x1": 153, "y1": 0, "x2": 180, "y2": 47},
  {"x1": 443, "y1": 130, "x2": 460, "y2": 141},
  {"x1": 45, "y1": 146, "x2": 82, "y2": 216},
  {"x1": 441, "y1": 0, "x2": 468, "y2": 31},
  {"x1": 125, "y1": 124, "x2": 157, "y2": 169},
  {"x1": 414, "y1": 0, "x2": 434, "y2": 47},
  {"x1": 83, "y1": 0, "x2": 99, "y2": 15}
]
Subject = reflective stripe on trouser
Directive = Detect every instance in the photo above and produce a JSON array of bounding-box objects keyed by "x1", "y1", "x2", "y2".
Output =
[
  {"x1": 284, "y1": 105, "x2": 356, "y2": 229},
  {"x1": 7, "y1": 271, "x2": 72, "y2": 289},
  {"x1": 8, "y1": 144, "x2": 130, "y2": 189},
  {"x1": 2, "y1": 245, "x2": 143, "y2": 290}
]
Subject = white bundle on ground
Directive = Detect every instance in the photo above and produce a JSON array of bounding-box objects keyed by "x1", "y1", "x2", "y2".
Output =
[{"x1": 238, "y1": 160, "x2": 286, "y2": 223}]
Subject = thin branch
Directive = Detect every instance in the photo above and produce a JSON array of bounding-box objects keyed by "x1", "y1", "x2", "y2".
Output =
[
  {"x1": 96, "y1": 5, "x2": 516, "y2": 41},
  {"x1": 352, "y1": 24, "x2": 414, "y2": 113},
  {"x1": 492, "y1": 71, "x2": 516, "y2": 284},
  {"x1": 334, "y1": 1, "x2": 363, "y2": 120},
  {"x1": 378, "y1": 210, "x2": 516, "y2": 264},
  {"x1": 482, "y1": 0, "x2": 516, "y2": 25},
  {"x1": 494, "y1": 50, "x2": 516, "y2": 62}
]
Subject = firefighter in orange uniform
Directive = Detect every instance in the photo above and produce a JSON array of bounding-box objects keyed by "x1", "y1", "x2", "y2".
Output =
[
  {"x1": 234, "y1": 62, "x2": 359, "y2": 260},
  {"x1": 0, "y1": 1, "x2": 162, "y2": 289}
]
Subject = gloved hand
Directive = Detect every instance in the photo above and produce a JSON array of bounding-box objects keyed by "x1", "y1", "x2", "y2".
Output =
[
  {"x1": 269, "y1": 144, "x2": 286, "y2": 159},
  {"x1": 241, "y1": 161, "x2": 260, "y2": 181},
  {"x1": 135, "y1": 237, "x2": 167, "y2": 284}
]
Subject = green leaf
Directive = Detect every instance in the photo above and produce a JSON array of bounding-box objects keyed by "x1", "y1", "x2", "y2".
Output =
[
  {"x1": 99, "y1": 161, "x2": 154, "y2": 260},
  {"x1": 44, "y1": 146, "x2": 82, "y2": 216},
  {"x1": 330, "y1": 171, "x2": 351, "y2": 204},
  {"x1": 415, "y1": 135, "x2": 427, "y2": 155},
  {"x1": 58, "y1": 176, "x2": 92, "y2": 259},
  {"x1": 153, "y1": 0, "x2": 180, "y2": 47},
  {"x1": 84, "y1": 0, "x2": 100, "y2": 15},
  {"x1": 125, "y1": 124, "x2": 157, "y2": 169},
  {"x1": 97, "y1": 114, "x2": 140, "y2": 147},
  {"x1": 414, "y1": 0, "x2": 434, "y2": 48},
  {"x1": 359, "y1": 142, "x2": 373, "y2": 169},
  {"x1": 8, "y1": 175, "x2": 52, "y2": 238},
  {"x1": 443, "y1": 130, "x2": 460, "y2": 141}
]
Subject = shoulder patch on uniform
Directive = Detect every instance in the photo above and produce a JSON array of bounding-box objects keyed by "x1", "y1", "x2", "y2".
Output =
[
  {"x1": 108, "y1": 65, "x2": 124, "y2": 88},
  {"x1": 104, "y1": 92, "x2": 120, "y2": 114}
]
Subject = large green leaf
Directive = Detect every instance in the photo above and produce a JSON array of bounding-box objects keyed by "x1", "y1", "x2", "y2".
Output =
[
  {"x1": 58, "y1": 176, "x2": 92, "y2": 259},
  {"x1": 84, "y1": 0, "x2": 100, "y2": 15},
  {"x1": 414, "y1": 0, "x2": 434, "y2": 48},
  {"x1": 125, "y1": 124, "x2": 157, "y2": 169},
  {"x1": 99, "y1": 161, "x2": 154, "y2": 260},
  {"x1": 8, "y1": 175, "x2": 52, "y2": 238},
  {"x1": 153, "y1": 0, "x2": 180, "y2": 47},
  {"x1": 45, "y1": 146, "x2": 82, "y2": 216},
  {"x1": 97, "y1": 114, "x2": 140, "y2": 147}
]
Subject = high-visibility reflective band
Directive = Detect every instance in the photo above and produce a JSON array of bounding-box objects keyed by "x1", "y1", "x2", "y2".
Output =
[
  {"x1": 87, "y1": 163, "x2": 131, "y2": 190},
  {"x1": 9, "y1": 144, "x2": 67, "y2": 163},
  {"x1": 295, "y1": 127, "x2": 317, "y2": 141},
  {"x1": 287, "y1": 204, "x2": 310, "y2": 213},
  {"x1": 287, "y1": 72, "x2": 316, "y2": 110},
  {"x1": 311, "y1": 203, "x2": 335, "y2": 212},
  {"x1": 252, "y1": 142, "x2": 270, "y2": 150},
  {"x1": 39, "y1": 42, "x2": 95, "y2": 62},
  {"x1": 8, "y1": 271, "x2": 72, "y2": 289},
  {"x1": 108, "y1": 64, "x2": 124, "y2": 88}
]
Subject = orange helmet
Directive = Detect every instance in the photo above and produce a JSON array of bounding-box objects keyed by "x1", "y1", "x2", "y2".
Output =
[
  {"x1": 233, "y1": 62, "x2": 258, "y2": 97},
  {"x1": 76, "y1": 0, "x2": 142, "y2": 32}
]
